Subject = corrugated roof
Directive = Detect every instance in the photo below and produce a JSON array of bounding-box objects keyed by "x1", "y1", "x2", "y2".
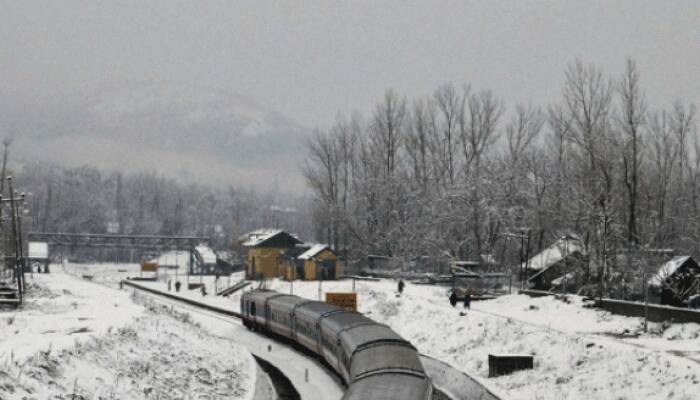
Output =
[
  {"x1": 650, "y1": 256, "x2": 692, "y2": 287},
  {"x1": 241, "y1": 229, "x2": 302, "y2": 247},
  {"x1": 524, "y1": 235, "x2": 583, "y2": 272},
  {"x1": 298, "y1": 244, "x2": 329, "y2": 260},
  {"x1": 195, "y1": 245, "x2": 217, "y2": 264}
]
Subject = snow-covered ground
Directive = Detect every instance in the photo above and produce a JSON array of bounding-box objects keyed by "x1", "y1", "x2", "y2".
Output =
[
  {"x1": 62, "y1": 263, "x2": 344, "y2": 399},
  {"x1": 0, "y1": 267, "x2": 256, "y2": 399},
  {"x1": 55, "y1": 263, "x2": 700, "y2": 399},
  {"x1": 260, "y1": 279, "x2": 699, "y2": 400}
]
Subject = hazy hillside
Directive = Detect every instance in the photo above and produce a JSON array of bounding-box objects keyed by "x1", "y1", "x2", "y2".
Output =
[{"x1": 2, "y1": 82, "x2": 309, "y2": 193}]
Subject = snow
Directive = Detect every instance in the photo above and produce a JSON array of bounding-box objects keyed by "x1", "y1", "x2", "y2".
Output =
[
  {"x1": 298, "y1": 244, "x2": 329, "y2": 260},
  {"x1": 0, "y1": 269, "x2": 144, "y2": 363},
  {"x1": 650, "y1": 256, "x2": 691, "y2": 287},
  {"x1": 524, "y1": 236, "x2": 582, "y2": 271},
  {"x1": 27, "y1": 241, "x2": 48, "y2": 259},
  {"x1": 0, "y1": 265, "x2": 258, "y2": 400},
  {"x1": 38, "y1": 263, "x2": 343, "y2": 399},
  {"x1": 128, "y1": 279, "x2": 345, "y2": 400},
  {"x1": 241, "y1": 278, "x2": 700, "y2": 400},
  {"x1": 196, "y1": 244, "x2": 218, "y2": 264},
  {"x1": 28, "y1": 263, "x2": 700, "y2": 400},
  {"x1": 150, "y1": 250, "x2": 191, "y2": 269}
]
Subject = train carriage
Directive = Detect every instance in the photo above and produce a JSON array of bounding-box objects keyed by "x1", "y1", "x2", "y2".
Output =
[
  {"x1": 341, "y1": 373, "x2": 433, "y2": 400},
  {"x1": 240, "y1": 289, "x2": 433, "y2": 400},
  {"x1": 267, "y1": 295, "x2": 311, "y2": 338},
  {"x1": 318, "y1": 311, "x2": 375, "y2": 373},
  {"x1": 293, "y1": 301, "x2": 343, "y2": 353},
  {"x1": 240, "y1": 290, "x2": 282, "y2": 329},
  {"x1": 338, "y1": 323, "x2": 423, "y2": 382}
]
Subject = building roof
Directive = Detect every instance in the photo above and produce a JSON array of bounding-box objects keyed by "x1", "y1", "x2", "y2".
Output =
[
  {"x1": 195, "y1": 245, "x2": 217, "y2": 264},
  {"x1": 298, "y1": 244, "x2": 330, "y2": 260},
  {"x1": 649, "y1": 256, "x2": 695, "y2": 287},
  {"x1": 524, "y1": 235, "x2": 583, "y2": 272},
  {"x1": 28, "y1": 242, "x2": 49, "y2": 259},
  {"x1": 241, "y1": 229, "x2": 302, "y2": 247},
  {"x1": 283, "y1": 245, "x2": 311, "y2": 259}
]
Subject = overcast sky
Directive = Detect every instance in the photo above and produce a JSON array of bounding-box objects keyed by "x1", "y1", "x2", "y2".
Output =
[{"x1": 1, "y1": 0, "x2": 698, "y2": 128}]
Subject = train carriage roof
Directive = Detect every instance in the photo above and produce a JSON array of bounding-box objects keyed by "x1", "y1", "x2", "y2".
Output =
[
  {"x1": 320, "y1": 311, "x2": 374, "y2": 334},
  {"x1": 339, "y1": 323, "x2": 408, "y2": 355},
  {"x1": 243, "y1": 290, "x2": 284, "y2": 303},
  {"x1": 267, "y1": 295, "x2": 312, "y2": 312},
  {"x1": 342, "y1": 373, "x2": 431, "y2": 400},
  {"x1": 350, "y1": 343, "x2": 425, "y2": 382},
  {"x1": 295, "y1": 301, "x2": 344, "y2": 319}
]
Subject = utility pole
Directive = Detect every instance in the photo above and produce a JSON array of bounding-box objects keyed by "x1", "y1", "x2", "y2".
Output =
[
  {"x1": 643, "y1": 267, "x2": 649, "y2": 333},
  {"x1": 563, "y1": 235, "x2": 569, "y2": 295},
  {"x1": 8, "y1": 177, "x2": 23, "y2": 302}
]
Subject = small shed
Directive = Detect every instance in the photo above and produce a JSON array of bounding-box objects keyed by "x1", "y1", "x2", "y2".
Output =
[
  {"x1": 525, "y1": 235, "x2": 587, "y2": 291},
  {"x1": 299, "y1": 244, "x2": 340, "y2": 280},
  {"x1": 28, "y1": 241, "x2": 50, "y2": 273},
  {"x1": 650, "y1": 256, "x2": 700, "y2": 307}
]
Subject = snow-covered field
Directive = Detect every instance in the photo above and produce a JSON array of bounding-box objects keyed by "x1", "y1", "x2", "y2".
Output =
[
  {"x1": 0, "y1": 267, "x2": 255, "y2": 399},
  {"x1": 49, "y1": 263, "x2": 700, "y2": 399}
]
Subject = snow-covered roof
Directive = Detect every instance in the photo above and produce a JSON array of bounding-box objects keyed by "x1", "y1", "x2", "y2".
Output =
[
  {"x1": 150, "y1": 250, "x2": 190, "y2": 269},
  {"x1": 195, "y1": 245, "x2": 217, "y2": 264},
  {"x1": 650, "y1": 256, "x2": 691, "y2": 287},
  {"x1": 524, "y1": 235, "x2": 583, "y2": 272},
  {"x1": 298, "y1": 244, "x2": 330, "y2": 260},
  {"x1": 28, "y1": 242, "x2": 49, "y2": 259},
  {"x1": 241, "y1": 229, "x2": 301, "y2": 247},
  {"x1": 241, "y1": 229, "x2": 282, "y2": 246},
  {"x1": 551, "y1": 272, "x2": 576, "y2": 287}
]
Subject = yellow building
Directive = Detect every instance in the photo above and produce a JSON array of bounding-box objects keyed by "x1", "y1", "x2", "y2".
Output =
[
  {"x1": 282, "y1": 244, "x2": 341, "y2": 280},
  {"x1": 241, "y1": 229, "x2": 303, "y2": 279}
]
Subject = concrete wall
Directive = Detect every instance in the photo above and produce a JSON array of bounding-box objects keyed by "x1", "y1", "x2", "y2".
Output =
[
  {"x1": 519, "y1": 290, "x2": 700, "y2": 324},
  {"x1": 595, "y1": 298, "x2": 700, "y2": 324}
]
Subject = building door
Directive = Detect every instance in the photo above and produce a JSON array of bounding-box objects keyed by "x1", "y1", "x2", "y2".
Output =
[{"x1": 319, "y1": 261, "x2": 336, "y2": 280}]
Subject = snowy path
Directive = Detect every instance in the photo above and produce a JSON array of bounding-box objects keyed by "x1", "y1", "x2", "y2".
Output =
[{"x1": 126, "y1": 283, "x2": 345, "y2": 400}]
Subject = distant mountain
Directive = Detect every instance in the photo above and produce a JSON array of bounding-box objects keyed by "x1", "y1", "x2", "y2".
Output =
[{"x1": 2, "y1": 82, "x2": 309, "y2": 193}]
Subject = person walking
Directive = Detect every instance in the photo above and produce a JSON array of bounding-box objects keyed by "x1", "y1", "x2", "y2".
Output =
[
  {"x1": 168, "y1": 279, "x2": 172, "y2": 291},
  {"x1": 464, "y1": 291, "x2": 471, "y2": 309},
  {"x1": 397, "y1": 279, "x2": 405, "y2": 295},
  {"x1": 449, "y1": 290, "x2": 457, "y2": 307},
  {"x1": 175, "y1": 281, "x2": 181, "y2": 292}
]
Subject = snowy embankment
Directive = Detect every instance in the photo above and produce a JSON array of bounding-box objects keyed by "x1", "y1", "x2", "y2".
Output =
[{"x1": 0, "y1": 268, "x2": 256, "y2": 400}]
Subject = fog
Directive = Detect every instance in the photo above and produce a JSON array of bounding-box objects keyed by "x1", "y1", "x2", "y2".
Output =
[{"x1": 1, "y1": 1, "x2": 698, "y2": 191}]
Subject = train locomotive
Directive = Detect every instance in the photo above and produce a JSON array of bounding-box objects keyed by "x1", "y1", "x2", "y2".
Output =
[{"x1": 241, "y1": 289, "x2": 433, "y2": 400}]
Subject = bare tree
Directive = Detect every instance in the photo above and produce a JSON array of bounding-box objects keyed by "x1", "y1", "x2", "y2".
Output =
[{"x1": 618, "y1": 58, "x2": 646, "y2": 245}]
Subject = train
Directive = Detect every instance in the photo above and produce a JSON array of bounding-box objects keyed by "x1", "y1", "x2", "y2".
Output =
[{"x1": 240, "y1": 289, "x2": 433, "y2": 400}]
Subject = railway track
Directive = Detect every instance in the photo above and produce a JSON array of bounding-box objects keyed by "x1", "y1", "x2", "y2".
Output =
[{"x1": 122, "y1": 280, "x2": 486, "y2": 400}]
